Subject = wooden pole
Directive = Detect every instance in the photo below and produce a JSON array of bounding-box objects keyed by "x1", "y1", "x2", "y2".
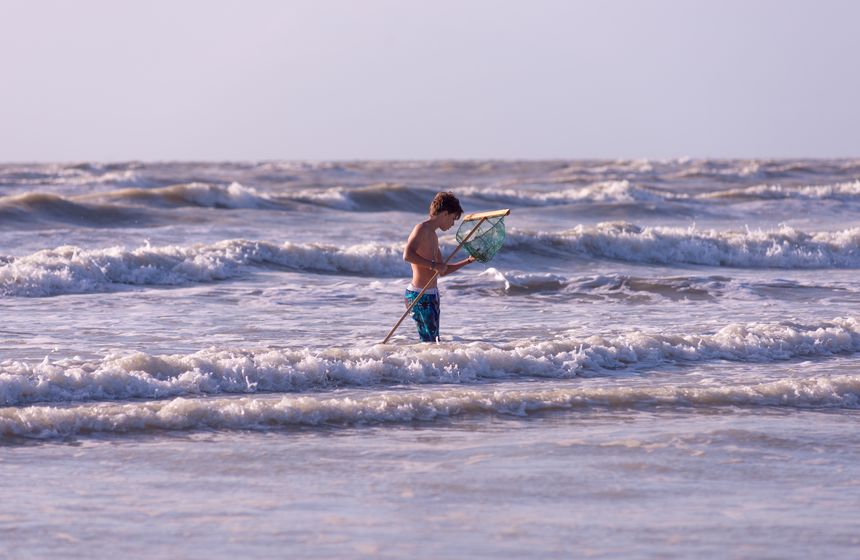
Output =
[{"x1": 381, "y1": 217, "x2": 487, "y2": 344}]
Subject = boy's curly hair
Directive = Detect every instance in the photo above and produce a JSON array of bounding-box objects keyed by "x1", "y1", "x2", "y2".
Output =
[{"x1": 429, "y1": 191, "x2": 463, "y2": 219}]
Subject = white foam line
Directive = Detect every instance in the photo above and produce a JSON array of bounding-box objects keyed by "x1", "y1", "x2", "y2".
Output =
[{"x1": 3, "y1": 373, "x2": 860, "y2": 439}]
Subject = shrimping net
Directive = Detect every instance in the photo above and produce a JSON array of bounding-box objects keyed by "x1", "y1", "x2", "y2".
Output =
[{"x1": 456, "y1": 215, "x2": 507, "y2": 263}]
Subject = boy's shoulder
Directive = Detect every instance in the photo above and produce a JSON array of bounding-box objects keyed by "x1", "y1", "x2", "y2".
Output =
[{"x1": 413, "y1": 218, "x2": 436, "y2": 235}]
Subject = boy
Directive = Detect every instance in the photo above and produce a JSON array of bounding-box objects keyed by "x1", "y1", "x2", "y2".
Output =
[{"x1": 402, "y1": 191, "x2": 476, "y2": 342}]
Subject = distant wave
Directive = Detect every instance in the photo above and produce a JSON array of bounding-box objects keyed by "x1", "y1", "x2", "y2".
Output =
[
  {"x1": 0, "y1": 182, "x2": 288, "y2": 229},
  {"x1": 0, "y1": 164, "x2": 146, "y2": 188},
  {"x1": 0, "y1": 192, "x2": 156, "y2": 228},
  {"x1": 281, "y1": 180, "x2": 860, "y2": 211},
  {"x1": 460, "y1": 181, "x2": 670, "y2": 205},
  {"x1": 670, "y1": 160, "x2": 766, "y2": 180},
  {"x1": 1, "y1": 317, "x2": 857, "y2": 408},
  {"x1": 5, "y1": 369, "x2": 860, "y2": 439},
  {"x1": 669, "y1": 160, "x2": 860, "y2": 181},
  {"x1": 86, "y1": 182, "x2": 286, "y2": 209},
  {"x1": 508, "y1": 223, "x2": 860, "y2": 268},
  {"x1": 697, "y1": 180, "x2": 860, "y2": 201},
  {"x1": 282, "y1": 180, "x2": 677, "y2": 210},
  {"x1": 0, "y1": 181, "x2": 282, "y2": 211},
  {"x1": 280, "y1": 183, "x2": 441, "y2": 211},
  {"x1": 0, "y1": 239, "x2": 407, "y2": 297},
  {"x1": 5, "y1": 179, "x2": 860, "y2": 227}
]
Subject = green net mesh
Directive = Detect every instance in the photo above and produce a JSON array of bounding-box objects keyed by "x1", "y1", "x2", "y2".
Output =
[{"x1": 456, "y1": 216, "x2": 507, "y2": 263}]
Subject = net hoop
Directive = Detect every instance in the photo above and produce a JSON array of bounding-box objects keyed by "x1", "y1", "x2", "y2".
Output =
[{"x1": 456, "y1": 211, "x2": 508, "y2": 263}]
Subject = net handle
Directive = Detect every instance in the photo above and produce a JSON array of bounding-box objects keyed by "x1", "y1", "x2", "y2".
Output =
[
  {"x1": 461, "y1": 208, "x2": 510, "y2": 222},
  {"x1": 381, "y1": 217, "x2": 487, "y2": 344}
]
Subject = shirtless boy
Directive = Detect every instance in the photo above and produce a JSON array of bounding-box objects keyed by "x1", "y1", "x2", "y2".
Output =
[{"x1": 402, "y1": 192, "x2": 476, "y2": 342}]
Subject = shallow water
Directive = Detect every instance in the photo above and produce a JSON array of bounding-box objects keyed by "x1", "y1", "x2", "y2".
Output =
[
  {"x1": 2, "y1": 159, "x2": 860, "y2": 557},
  {"x1": 4, "y1": 410, "x2": 860, "y2": 559}
]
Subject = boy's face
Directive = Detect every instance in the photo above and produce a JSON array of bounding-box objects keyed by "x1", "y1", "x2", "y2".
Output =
[{"x1": 438, "y1": 211, "x2": 458, "y2": 231}]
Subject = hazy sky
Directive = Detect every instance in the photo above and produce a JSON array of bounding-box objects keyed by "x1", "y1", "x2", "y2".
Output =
[{"x1": 2, "y1": 0, "x2": 859, "y2": 161}]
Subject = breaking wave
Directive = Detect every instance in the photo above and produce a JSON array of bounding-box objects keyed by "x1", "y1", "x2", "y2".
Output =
[
  {"x1": 0, "y1": 239, "x2": 407, "y2": 297},
  {"x1": 1, "y1": 317, "x2": 857, "y2": 407},
  {"x1": 3, "y1": 372, "x2": 860, "y2": 440},
  {"x1": 508, "y1": 223, "x2": 860, "y2": 268},
  {"x1": 4, "y1": 221, "x2": 860, "y2": 298}
]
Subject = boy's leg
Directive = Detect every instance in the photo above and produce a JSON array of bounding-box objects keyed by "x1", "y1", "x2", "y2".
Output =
[
  {"x1": 405, "y1": 290, "x2": 440, "y2": 342},
  {"x1": 420, "y1": 293, "x2": 440, "y2": 342}
]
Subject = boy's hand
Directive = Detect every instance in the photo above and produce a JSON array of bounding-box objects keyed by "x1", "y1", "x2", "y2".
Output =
[{"x1": 432, "y1": 262, "x2": 448, "y2": 275}]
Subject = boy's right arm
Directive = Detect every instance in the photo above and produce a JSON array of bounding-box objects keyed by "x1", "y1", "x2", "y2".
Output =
[{"x1": 403, "y1": 226, "x2": 424, "y2": 264}]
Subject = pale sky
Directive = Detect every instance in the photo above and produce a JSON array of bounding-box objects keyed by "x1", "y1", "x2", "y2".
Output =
[{"x1": 1, "y1": 0, "x2": 858, "y2": 161}]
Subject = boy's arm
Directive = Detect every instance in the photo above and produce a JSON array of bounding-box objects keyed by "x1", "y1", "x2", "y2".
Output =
[
  {"x1": 431, "y1": 245, "x2": 476, "y2": 277},
  {"x1": 439, "y1": 256, "x2": 476, "y2": 276}
]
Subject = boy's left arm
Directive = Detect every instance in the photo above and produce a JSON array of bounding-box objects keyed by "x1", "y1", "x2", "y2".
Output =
[{"x1": 439, "y1": 255, "x2": 476, "y2": 276}]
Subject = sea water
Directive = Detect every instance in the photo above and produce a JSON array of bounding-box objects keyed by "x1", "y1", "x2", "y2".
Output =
[{"x1": 2, "y1": 159, "x2": 860, "y2": 558}]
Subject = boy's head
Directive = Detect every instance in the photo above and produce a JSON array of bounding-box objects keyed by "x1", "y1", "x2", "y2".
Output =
[{"x1": 430, "y1": 191, "x2": 463, "y2": 220}]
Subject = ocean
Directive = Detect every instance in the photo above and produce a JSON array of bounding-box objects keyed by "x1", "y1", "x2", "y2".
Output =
[{"x1": 2, "y1": 159, "x2": 860, "y2": 558}]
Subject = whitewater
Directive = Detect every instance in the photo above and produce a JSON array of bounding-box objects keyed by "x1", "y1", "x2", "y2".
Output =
[{"x1": 3, "y1": 159, "x2": 860, "y2": 558}]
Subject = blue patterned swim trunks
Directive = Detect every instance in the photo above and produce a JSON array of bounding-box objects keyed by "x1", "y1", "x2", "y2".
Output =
[{"x1": 405, "y1": 285, "x2": 440, "y2": 342}]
